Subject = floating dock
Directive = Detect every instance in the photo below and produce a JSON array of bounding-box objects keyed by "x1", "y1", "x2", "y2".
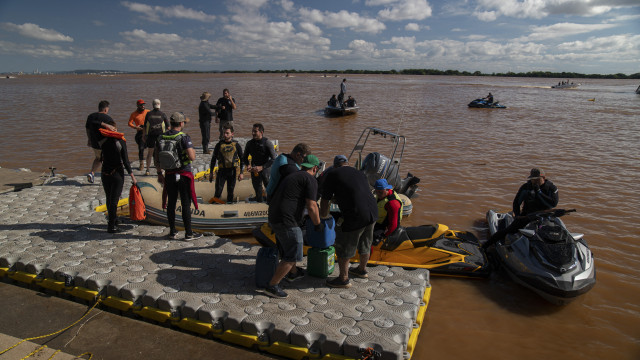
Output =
[{"x1": 0, "y1": 161, "x2": 431, "y2": 360}]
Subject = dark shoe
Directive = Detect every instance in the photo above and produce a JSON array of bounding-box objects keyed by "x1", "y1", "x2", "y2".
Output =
[
  {"x1": 185, "y1": 232, "x2": 203, "y2": 240},
  {"x1": 167, "y1": 231, "x2": 178, "y2": 240},
  {"x1": 107, "y1": 226, "x2": 120, "y2": 234},
  {"x1": 326, "y1": 277, "x2": 351, "y2": 288},
  {"x1": 349, "y1": 267, "x2": 368, "y2": 279},
  {"x1": 257, "y1": 284, "x2": 288, "y2": 299},
  {"x1": 86, "y1": 173, "x2": 94, "y2": 184},
  {"x1": 285, "y1": 267, "x2": 305, "y2": 282}
]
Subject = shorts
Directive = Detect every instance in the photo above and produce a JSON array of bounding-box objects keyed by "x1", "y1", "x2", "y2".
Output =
[
  {"x1": 92, "y1": 148, "x2": 102, "y2": 160},
  {"x1": 146, "y1": 133, "x2": 161, "y2": 148},
  {"x1": 271, "y1": 222, "x2": 303, "y2": 263},
  {"x1": 334, "y1": 221, "x2": 375, "y2": 259}
]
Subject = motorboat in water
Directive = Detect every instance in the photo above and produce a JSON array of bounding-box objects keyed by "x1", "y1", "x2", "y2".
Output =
[
  {"x1": 137, "y1": 177, "x2": 268, "y2": 235},
  {"x1": 468, "y1": 98, "x2": 506, "y2": 108},
  {"x1": 551, "y1": 82, "x2": 580, "y2": 89},
  {"x1": 324, "y1": 105, "x2": 359, "y2": 116},
  {"x1": 254, "y1": 222, "x2": 490, "y2": 277},
  {"x1": 486, "y1": 209, "x2": 596, "y2": 305}
]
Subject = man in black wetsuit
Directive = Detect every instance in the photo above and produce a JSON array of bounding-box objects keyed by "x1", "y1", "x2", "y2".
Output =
[
  {"x1": 243, "y1": 123, "x2": 277, "y2": 203},
  {"x1": 85, "y1": 100, "x2": 116, "y2": 184},
  {"x1": 484, "y1": 168, "x2": 559, "y2": 249},
  {"x1": 198, "y1": 92, "x2": 217, "y2": 154},
  {"x1": 215, "y1": 88, "x2": 236, "y2": 139}
]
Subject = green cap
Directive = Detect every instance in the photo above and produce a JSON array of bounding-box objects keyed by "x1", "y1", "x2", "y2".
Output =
[{"x1": 301, "y1": 154, "x2": 320, "y2": 169}]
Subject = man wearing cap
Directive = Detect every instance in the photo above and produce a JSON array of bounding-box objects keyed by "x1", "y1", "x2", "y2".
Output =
[
  {"x1": 320, "y1": 162, "x2": 377, "y2": 288},
  {"x1": 261, "y1": 155, "x2": 322, "y2": 298},
  {"x1": 155, "y1": 112, "x2": 202, "y2": 241},
  {"x1": 143, "y1": 99, "x2": 170, "y2": 175},
  {"x1": 128, "y1": 99, "x2": 149, "y2": 170},
  {"x1": 198, "y1": 92, "x2": 217, "y2": 154},
  {"x1": 373, "y1": 178, "x2": 403, "y2": 240},
  {"x1": 483, "y1": 168, "x2": 559, "y2": 249}
]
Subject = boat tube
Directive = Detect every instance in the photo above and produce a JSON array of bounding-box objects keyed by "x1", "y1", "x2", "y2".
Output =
[
  {"x1": 324, "y1": 105, "x2": 359, "y2": 116},
  {"x1": 486, "y1": 208, "x2": 596, "y2": 305},
  {"x1": 468, "y1": 98, "x2": 507, "y2": 108},
  {"x1": 137, "y1": 178, "x2": 267, "y2": 235}
]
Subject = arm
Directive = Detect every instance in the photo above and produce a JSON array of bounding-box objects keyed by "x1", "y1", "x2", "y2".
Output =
[
  {"x1": 384, "y1": 200, "x2": 402, "y2": 237},
  {"x1": 319, "y1": 198, "x2": 331, "y2": 219},
  {"x1": 101, "y1": 122, "x2": 116, "y2": 131},
  {"x1": 209, "y1": 143, "x2": 219, "y2": 182},
  {"x1": 537, "y1": 184, "x2": 559, "y2": 209},
  {"x1": 229, "y1": 96, "x2": 237, "y2": 110},
  {"x1": 120, "y1": 139, "x2": 137, "y2": 185},
  {"x1": 127, "y1": 113, "x2": 137, "y2": 130},
  {"x1": 512, "y1": 185, "x2": 527, "y2": 216},
  {"x1": 264, "y1": 140, "x2": 277, "y2": 169},
  {"x1": 236, "y1": 142, "x2": 244, "y2": 180},
  {"x1": 306, "y1": 199, "x2": 321, "y2": 226}
]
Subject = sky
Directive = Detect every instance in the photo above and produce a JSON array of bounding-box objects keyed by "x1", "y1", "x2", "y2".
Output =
[{"x1": 0, "y1": 0, "x2": 639, "y2": 74}]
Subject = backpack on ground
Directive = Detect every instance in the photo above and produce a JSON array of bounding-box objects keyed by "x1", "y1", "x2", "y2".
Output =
[{"x1": 156, "y1": 133, "x2": 184, "y2": 170}]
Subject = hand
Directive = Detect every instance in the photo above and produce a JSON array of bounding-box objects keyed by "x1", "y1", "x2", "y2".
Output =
[
  {"x1": 209, "y1": 173, "x2": 213, "y2": 183},
  {"x1": 238, "y1": 173, "x2": 244, "y2": 181},
  {"x1": 157, "y1": 173, "x2": 165, "y2": 186},
  {"x1": 254, "y1": 165, "x2": 262, "y2": 172},
  {"x1": 533, "y1": 184, "x2": 540, "y2": 192},
  {"x1": 131, "y1": 174, "x2": 137, "y2": 186}
]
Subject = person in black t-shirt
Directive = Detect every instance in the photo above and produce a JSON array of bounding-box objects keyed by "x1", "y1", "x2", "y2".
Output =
[
  {"x1": 243, "y1": 123, "x2": 277, "y2": 202},
  {"x1": 85, "y1": 100, "x2": 116, "y2": 183}
]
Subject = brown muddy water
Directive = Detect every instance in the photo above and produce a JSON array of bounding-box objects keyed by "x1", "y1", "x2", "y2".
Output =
[{"x1": 1, "y1": 74, "x2": 639, "y2": 359}]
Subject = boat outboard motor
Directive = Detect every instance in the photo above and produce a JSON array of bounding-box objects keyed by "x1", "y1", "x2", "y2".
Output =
[
  {"x1": 361, "y1": 152, "x2": 401, "y2": 189},
  {"x1": 398, "y1": 173, "x2": 420, "y2": 198}
]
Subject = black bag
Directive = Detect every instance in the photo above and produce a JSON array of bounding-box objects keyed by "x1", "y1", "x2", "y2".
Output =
[{"x1": 255, "y1": 247, "x2": 278, "y2": 288}]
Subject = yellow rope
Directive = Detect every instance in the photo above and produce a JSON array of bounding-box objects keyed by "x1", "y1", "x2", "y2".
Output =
[{"x1": 0, "y1": 298, "x2": 102, "y2": 358}]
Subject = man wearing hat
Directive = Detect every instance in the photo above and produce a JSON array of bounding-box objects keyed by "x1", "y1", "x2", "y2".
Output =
[
  {"x1": 155, "y1": 112, "x2": 202, "y2": 241},
  {"x1": 261, "y1": 154, "x2": 322, "y2": 298},
  {"x1": 320, "y1": 160, "x2": 377, "y2": 288},
  {"x1": 373, "y1": 178, "x2": 403, "y2": 240},
  {"x1": 198, "y1": 92, "x2": 217, "y2": 154},
  {"x1": 128, "y1": 99, "x2": 149, "y2": 170},
  {"x1": 483, "y1": 168, "x2": 559, "y2": 249}
]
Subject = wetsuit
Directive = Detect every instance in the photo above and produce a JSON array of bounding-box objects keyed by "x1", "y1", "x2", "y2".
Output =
[
  {"x1": 100, "y1": 137, "x2": 133, "y2": 231},
  {"x1": 215, "y1": 96, "x2": 235, "y2": 139},
  {"x1": 211, "y1": 139, "x2": 243, "y2": 203},
  {"x1": 128, "y1": 109, "x2": 149, "y2": 161},
  {"x1": 198, "y1": 100, "x2": 217, "y2": 152},
  {"x1": 160, "y1": 130, "x2": 195, "y2": 236},
  {"x1": 144, "y1": 109, "x2": 169, "y2": 148},
  {"x1": 243, "y1": 137, "x2": 277, "y2": 202}
]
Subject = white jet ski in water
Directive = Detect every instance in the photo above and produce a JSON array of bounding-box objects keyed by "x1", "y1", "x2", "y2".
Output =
[{"x1": 486, "y1": 209, "x2": 596, "y2": 305}]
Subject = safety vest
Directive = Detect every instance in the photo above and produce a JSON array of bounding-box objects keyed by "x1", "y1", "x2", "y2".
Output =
[
  {"x1": 377, "y1": 190, "x2": 403, "y2": 226},
  {"x1": 217, "y1": 141, "x2": 240, "y2": 168}
]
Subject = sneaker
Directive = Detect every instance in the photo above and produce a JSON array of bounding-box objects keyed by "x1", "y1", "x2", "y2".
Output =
[
  {"x1": 107, "y1": 226, "x2": 120, "y2": 234},
  {"x1": 349, "y1": 267, "x2": 368, "y2": 279},
  {"x1": 145, "y1": 170, "x2": 150, "y2": 176},
  {"x1": 86, "y1": 173, "x2": 94, "y2": 184},
  {"x1": 326, "y1": 277, "x2": 352, "y2": 288},
  {"x1": 167, "y1": 231, "x2": 178, "y2": 240},
  {"x1": 184, "y1": 232, "x2": 203, "y2": 240},
  {"x1": 257, "y1": 284, "x2": 288, "y2": 299},
  {"x1": 285, "y1": 267, "x2": 305, "y2": 282}
]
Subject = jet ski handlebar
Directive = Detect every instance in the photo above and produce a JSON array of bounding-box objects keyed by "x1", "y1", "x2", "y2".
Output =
[{"x1": 523, "y1": 208, "x2": 576, "y2": 221}]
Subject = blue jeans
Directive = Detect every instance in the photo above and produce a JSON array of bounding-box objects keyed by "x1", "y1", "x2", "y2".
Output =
[{"x1": 270, "y1": 223, "x2": 303, "y2": 262}]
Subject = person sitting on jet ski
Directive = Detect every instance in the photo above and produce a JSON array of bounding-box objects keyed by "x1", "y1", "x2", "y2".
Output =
[
  {"x1": 484, "y1": 92, "x2": 494, "y2": 104},
  {"x1": 483, "y1": 168, "x2": 558, "y2": 249},
  {"x1": 373, "y1": 178, "x2": 403, "y2": 241}
]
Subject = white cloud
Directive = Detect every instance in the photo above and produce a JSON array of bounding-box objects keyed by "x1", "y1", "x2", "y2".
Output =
[
  {"x1": 522, "y1": 22, "x2": 618, "y2": 41},
  {"x1": 405, "y1": 23, "x2": 420, "y2": 31},
  {"x1": 280, "y1": 0, "x2": 295, "y2": 12},
  {"x1": 299, "y1": 8, "x2": 386, "y2": 34},
  {"x1": 473, "y1": 0, "x2": 639, "y2": 21},
  {"x1": 1, "y1": 22, "x2": 73, "y2": 42},
  {"x1": 377, "y1": 0, "x2": 433, "y2": 21},
  {"x1": 0, "y1": 40, "x2": 74, "y2": 58},
  {"x1": 120, "y1": 29, "x2": 183, "y2": 46},
  {"x1": 300, "y1": 22, "x2": 323, "y2": 36},
  {"x1": 121, "y1": 2, "x2": 216, "y2": 22}
]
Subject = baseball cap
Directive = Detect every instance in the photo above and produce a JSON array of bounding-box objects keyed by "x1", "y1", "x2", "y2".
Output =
[
  {"x1": 374, "y1": 179, "x2": 393, "y2": 190},
  {"x1": 528, "y1": 168, "x2": 545, "y2": 179},
  {"x1": 136, "y1": 99, "x2": 145, "y2": 105},
  {"x1": 170, "y1": 112, "x2": 189, "y2": 123},
  {"x1": 333, "y1": 155, "x2": 347, "y2": 167},
  {"x1": 301, "y1": 154, "x2": 320, "y2": 169}
]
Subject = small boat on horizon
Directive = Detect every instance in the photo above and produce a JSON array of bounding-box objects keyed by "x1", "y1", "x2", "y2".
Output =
[{"x1": 552, "y1": 81, "x2": 580, "y2": 89}]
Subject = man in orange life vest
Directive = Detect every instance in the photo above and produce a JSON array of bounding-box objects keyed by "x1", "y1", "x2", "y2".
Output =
[{"x1": 373, "y1": 179, "x2": 402, "y2": 240}]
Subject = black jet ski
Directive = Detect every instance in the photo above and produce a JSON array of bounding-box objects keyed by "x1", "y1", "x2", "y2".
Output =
[
  {"x1": 468, "y1": 98, "x2": 506, "y2": 108},
  {"x1": 253, "y1": 222, "x2": 490, "y2": 278},
  {"x1": 486, "y1": 209, "x2": 596, "y2": 305}
]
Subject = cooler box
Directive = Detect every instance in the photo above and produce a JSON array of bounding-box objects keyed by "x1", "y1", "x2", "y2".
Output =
[
  {"x1": 307, "y1": 246, "x2": 335, "y2": 278},
  {"x1": 305, "y1": 217, "x2": 336, "y2": 248},
  {"x1": 255, "y1": 247, "x2": 278, "y2": 288}
]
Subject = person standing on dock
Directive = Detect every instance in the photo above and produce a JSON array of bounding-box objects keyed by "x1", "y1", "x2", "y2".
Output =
[
  {"x1": 243, "y1": 123, "x2": 277, "y2": 203},
  {"x1": 320, "y1": 163, "x2": 377, "y2": 288},
  {"x1": 85, "y1": 100, "x2": 116, "y2": 184},
  {"x1": 265, "y1": 143, "x2": 311, "y2": 202},
  {"x1": 127, "y1": 99, "x2": 149, "y2": 170},
  {"x1": 100, "y1": 125, "x2": 136, "y2": 233},
  {"x1": 198, "y1": 92, "x2": 217, "y2": 154},
  {"x1": 215, "y1": 88, "x2": 236, "y2": 139},
  {"x1": 260, "y1": 155, "x2": 322, "y2": 298},
  {"x1": 155, "y1": 112, "x2": 202, "y2": 241},
  {"x1": 143, "y1": 99, "x2": 170, "y2": 175},
  {"x1": 209, "y1": 124, "x2": 244, "y2": 203}
]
